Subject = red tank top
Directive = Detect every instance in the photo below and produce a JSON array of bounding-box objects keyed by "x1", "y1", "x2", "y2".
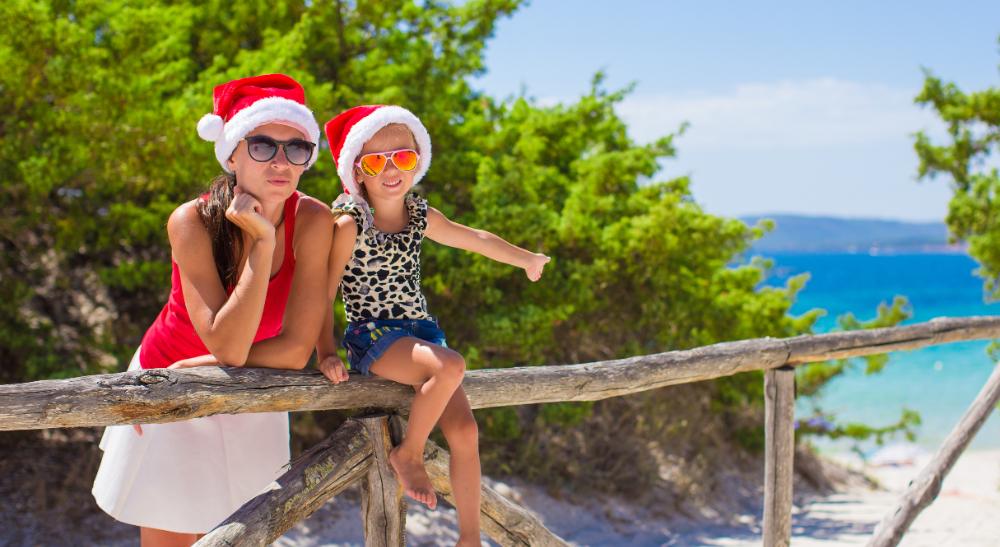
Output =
[{"x1": 139, "y1": 192, "x2": 300, "y2": 369}]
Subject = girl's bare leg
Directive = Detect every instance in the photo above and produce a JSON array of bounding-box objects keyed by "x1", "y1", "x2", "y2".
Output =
[
  {"x1": 437, "y1": 386, "x2": 482, "y2": 545},
  {"x1": 369, "y1": 337, "x2": 466, "y2": 509}
]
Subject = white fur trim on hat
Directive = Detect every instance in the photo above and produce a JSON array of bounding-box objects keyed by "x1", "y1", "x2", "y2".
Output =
[
  {"x1": 213, "y1": 97, "x2": 322, "y2": 173},
  {"x1": 336, "y1": 106, "x2": 432, "y2": 196}
]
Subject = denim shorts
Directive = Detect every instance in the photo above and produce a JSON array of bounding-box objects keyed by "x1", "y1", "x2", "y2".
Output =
[{"x1": 341, "y1": 318, "x2": 448, "y2": 376}]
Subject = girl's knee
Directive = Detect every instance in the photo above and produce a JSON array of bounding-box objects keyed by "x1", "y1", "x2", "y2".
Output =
[{"x1": 437, "y1": 350, "x2": 466, "y2": 383}]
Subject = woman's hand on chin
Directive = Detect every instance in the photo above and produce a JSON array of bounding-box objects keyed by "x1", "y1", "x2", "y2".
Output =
[{"x1": 226, "y1": 185, "x2": 277, "y2": 244}]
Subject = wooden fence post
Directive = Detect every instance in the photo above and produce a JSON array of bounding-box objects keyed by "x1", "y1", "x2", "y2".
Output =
[
  {"x1": 359, "y1": 414, "x2": 406, "y2": 547},
  {"x1": 868, "y1": 363, "x2": 1000, "y2": 547},
  {"x1": 763, "y1": 365, "x2": 796, "y2": 547}
]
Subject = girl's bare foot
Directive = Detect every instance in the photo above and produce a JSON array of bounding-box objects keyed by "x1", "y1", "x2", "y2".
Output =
[
  {"x1": 455, "y1": 535, "x2": 481, "y2": 546},
  {"x1": 389, "y1": 446, "x2": 437, "y2": 509}
]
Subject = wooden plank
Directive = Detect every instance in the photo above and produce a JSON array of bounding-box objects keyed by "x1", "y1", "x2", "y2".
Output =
[
  {"x1": 867, "y1": 363, "x2": 1000, "y2": 547},
  {"x1": 762, "y1": 365, "x2": 796, "y2": 547},
  {"x1": 422, "y1": 436, "x2": 569, "y2": 547},
  {"x1": 3, "y1": 315, "x2": 1000, "y2": 430},
  {"x1": 359, "y1": 414, "x2": 405, "y2": 547},
  {"x1": 194, "y1": 419, "x2": 373, "y2": 546}
]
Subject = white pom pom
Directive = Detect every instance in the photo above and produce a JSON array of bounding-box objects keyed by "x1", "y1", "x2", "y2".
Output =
[{"x1": 197, "y1": 114, "x2": 224, "y2": 142}]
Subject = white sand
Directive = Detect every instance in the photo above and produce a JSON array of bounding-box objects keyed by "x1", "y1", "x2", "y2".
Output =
[
  {"x1": 776, "y1": 448, "x2": 1000, "y2": 547},
  {"x1": 276, "y1": 448, "x2": 1000, "y2": 546},
  {"x1": 682, "y1": 447, "x2": 1000, "y2": 547}
]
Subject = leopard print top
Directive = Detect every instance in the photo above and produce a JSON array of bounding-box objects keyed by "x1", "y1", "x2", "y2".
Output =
[{"x1": 332, "y1": 192, "x2": 432, "y2": 322}]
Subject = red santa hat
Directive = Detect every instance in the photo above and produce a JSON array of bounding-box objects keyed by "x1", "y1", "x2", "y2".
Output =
[
  {"x1": 196, "y1": 73, "x2": 321, "y2": 173},
  {"x1": 324, "y1": 105, "x2": 432, "y2": 197}
]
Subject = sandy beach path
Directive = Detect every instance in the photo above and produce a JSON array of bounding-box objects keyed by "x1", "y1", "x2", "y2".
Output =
[{"x1": 704, "y1": 449, "x2": 1000, "y2": 547}]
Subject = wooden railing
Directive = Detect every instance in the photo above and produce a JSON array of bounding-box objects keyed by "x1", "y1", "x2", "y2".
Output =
[{"x1": 2, "y1": 315, "x2": 998, "y2": 546}]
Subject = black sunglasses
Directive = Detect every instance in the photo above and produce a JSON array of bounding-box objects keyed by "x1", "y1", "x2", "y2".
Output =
[{"x1": 243, "y1": 135, "x2": 315, "y2": 166}]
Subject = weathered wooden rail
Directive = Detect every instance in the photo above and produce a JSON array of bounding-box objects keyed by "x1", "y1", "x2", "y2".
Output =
[
  {"x1": 3, "y1": 315, "x2": 997, "y2": 430},
  {"x1": 2, "y1": 314, "x2": 998, "y2": 546}
]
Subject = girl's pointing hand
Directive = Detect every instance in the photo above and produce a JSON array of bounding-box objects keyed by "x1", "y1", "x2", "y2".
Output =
[{"x1": 525, "y1": 253, "x2": 550, "y2": 282}]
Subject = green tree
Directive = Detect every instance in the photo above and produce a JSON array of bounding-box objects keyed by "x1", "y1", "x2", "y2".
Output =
[{"x1": 914, "y1": 38, "x2": 1000, "y2": 298}]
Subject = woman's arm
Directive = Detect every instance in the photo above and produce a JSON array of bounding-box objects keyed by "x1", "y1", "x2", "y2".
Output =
[
  {"x1": 171, "y1": 192, "x2": 276, "y2": 366},
  {"x1": 424, "y1": 206, "x2": 550, "y2": 281},
  {"x1": 167, "y1": 354, "x2": 221, "y2": 369},
  {"x1": 242, "y1": 197, "x2": 335, "y2": 370}
]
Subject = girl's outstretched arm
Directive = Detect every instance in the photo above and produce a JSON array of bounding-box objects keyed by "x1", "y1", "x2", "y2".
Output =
[{"x1": 424, "y1": 206, "x2": 550, "y2": 281}]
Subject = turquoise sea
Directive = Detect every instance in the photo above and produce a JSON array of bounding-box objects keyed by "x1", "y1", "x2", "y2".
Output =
[{"x1": 762, "y1": 252, "x2": 1000, "y2": 452}]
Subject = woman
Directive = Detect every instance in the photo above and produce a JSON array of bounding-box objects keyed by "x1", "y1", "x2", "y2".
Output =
[{"x1": 91, "y1": 73, "x2": 333, "y2": 547}]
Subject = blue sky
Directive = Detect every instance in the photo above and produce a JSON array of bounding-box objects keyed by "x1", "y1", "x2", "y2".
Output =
[{"x1": 471, "y1": 1, "x2": 1000, "y2": 221}]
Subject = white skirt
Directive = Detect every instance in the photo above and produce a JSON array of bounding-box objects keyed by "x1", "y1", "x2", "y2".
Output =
[{"x1": 92, "y1": 348, "x2": 291, "y2": 534}]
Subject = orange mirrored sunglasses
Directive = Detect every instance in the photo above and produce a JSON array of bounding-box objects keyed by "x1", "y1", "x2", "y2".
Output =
[{"x1": 355, "y1": 148, "x2": 420, "y2": 176}]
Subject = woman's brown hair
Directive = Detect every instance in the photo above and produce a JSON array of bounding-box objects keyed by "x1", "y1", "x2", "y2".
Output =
[{"x1": 196, "y1": 172, "x2": 244, "y2": 289}]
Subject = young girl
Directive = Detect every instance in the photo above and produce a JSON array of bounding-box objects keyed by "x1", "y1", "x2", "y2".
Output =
[
  {"x1": 316, "y1": 105, "x2": 549, "y2": 544},
  {"x1": 92, "y1": 74, "x2": 332, "y2": 547}
]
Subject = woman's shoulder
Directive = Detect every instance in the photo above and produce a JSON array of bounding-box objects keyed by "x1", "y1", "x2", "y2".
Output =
[
  {"x1": 169, "y1": 198, "x2": 201, "y2": 218},
  {"x1": 296, "y1": 192, "x2": 329, "y2": 212},
  {"x1": 167, "y1": 199, "x2": 206, "y2": 235},
  {"x1": 165, "y1": 200, "x2": 213, "y2": 256},
  {"x1": 294, "y1": 193, "x2": 335, "y2": 226},
  {"x1": 290, "y1": 194, "x2": 334, "y2": 254}
]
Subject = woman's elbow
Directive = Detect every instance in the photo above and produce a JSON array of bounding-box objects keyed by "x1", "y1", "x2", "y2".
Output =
[
  {"x1": 288, "y1": 345, "x2": 315, "y2": 370},
  {"x1": 207, "y1": 344, "x2": 250, "y2": 367},
  {"x1": 269, "y1": 337, "x2": 314, "y2": 370}
]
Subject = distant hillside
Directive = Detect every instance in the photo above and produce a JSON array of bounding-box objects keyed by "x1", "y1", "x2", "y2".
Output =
[{"x1": 741, "y1": 214, "x2": 963, "y2": 254}]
